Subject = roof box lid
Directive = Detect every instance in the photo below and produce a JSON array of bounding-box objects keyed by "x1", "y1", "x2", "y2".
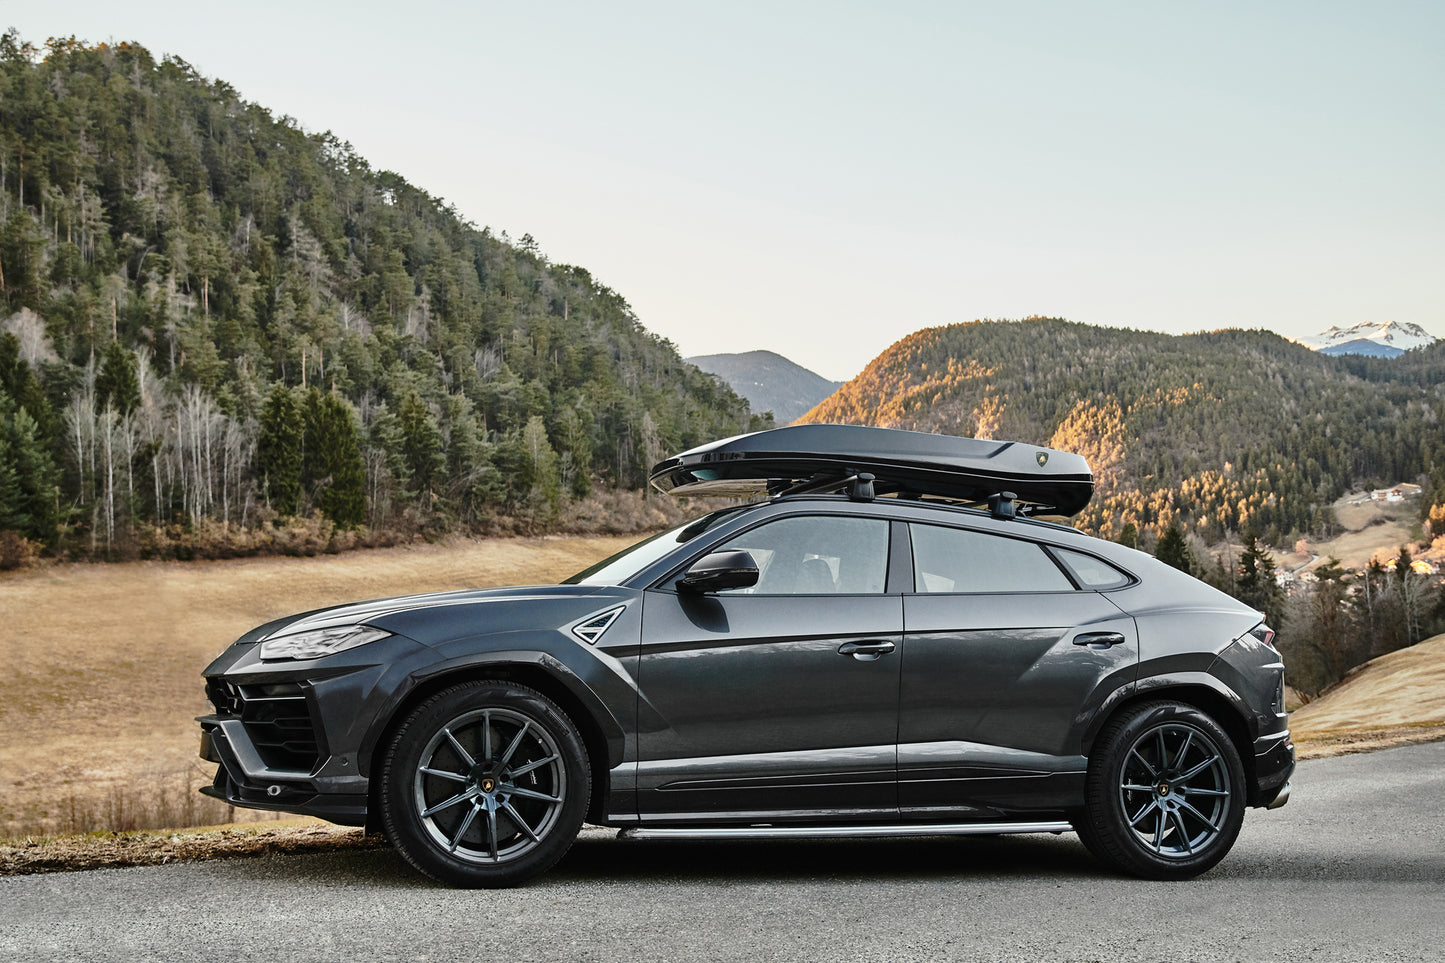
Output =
[{"x1": 648, "y1": 424, "x2": 1093, "y2": 516}]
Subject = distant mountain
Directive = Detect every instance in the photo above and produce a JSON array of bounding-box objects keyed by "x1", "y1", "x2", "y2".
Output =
[
  {"x1": 1295, "y1": 321, "x2": 1437, "y2": 358},
  {"x1": 687, "y1": 351, "x2": 844, "y2": 424},
  {"x1": 798, "y1": 317, "x2": 1445, "y2": 546}
]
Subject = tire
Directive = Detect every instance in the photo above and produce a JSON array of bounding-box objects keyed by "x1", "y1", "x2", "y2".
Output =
[
  {"x1": 379, "y1": 681, "x2": 590, "y2": 887},
  {"x1": 1073, "y1": 700, "x2": 1246, "y2": 880}
]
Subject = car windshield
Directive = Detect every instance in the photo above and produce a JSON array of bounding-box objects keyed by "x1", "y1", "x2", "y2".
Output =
[{"x1": 562, "y1": 506, "x2": 749, "y2": 586}]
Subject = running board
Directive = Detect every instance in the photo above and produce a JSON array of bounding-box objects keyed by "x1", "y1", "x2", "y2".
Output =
[{"x1": 618, "y1": 820, "x2": 1072, "y2": 841}]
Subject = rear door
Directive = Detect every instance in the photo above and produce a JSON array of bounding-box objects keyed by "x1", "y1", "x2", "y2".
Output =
[
  {"x1": 898, "y1": 523, "x2": 1138, "y2": 818},
  {"x1": 637, "y1": 513, "x2": 902, "y2": 822}
]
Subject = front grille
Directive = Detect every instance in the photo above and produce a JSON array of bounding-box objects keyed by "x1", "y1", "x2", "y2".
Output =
[{"x1": 206, "y1": 679, "x2": 321, "y2": 772}]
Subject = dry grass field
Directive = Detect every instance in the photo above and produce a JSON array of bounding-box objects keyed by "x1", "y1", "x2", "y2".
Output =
[
  {"x1": 1289, "y1": 632, "x2": 1445, "y2": 758},
  {"x1": 1298, "y1": 492, "x2": 1422, "y2": 571},
  {"x1": 0, "y1": 535, "x2": 635, "y2": 839}
]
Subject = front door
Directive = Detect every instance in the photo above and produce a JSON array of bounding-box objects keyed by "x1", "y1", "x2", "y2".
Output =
[{"x1": 637, "y1": 514, "x2": 902, "y2": 823}]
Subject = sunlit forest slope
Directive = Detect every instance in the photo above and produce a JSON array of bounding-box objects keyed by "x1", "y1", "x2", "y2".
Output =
[
  {"x1": 801, "y1": 318, "x2": 1445, "y2": 546},
  {"x1": 0, "y1": 33, "x2": 760, "y2": 559}
]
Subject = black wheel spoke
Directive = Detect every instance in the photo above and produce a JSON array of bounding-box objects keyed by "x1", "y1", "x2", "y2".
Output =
[
  {"x1": 1128, "y1": 798, "x2": 1159, "y2": 827},
  {"x1": 449, "y1": 803, "x2": 480, "y2": 853},
  {"x1": 1129, "y1": 748, "x2": 1158, "y2": 779},
  {"x1": 499, "y1": 721, "x2": 530, "y2": 768},
  {"x1": 508, "y1": 753, "x2": 559, "y2": 779},
  {"x1": 444, "y1": 727, "x2": 475, "y2": 768},
  {"x1": 1173, "y1": 730, "x2": 1194, "y2": 771},
  {"x1": 1177, "y1": 754, "x2": 1221, "y2": 783},
  {"x1": 423, "y1": 787, "x2": 478, "y2": 818},
  {"x1": 420, "y1": 766, "x2": 468, "y2": 783},
  {"x1": 503, "y1": 801, "x2": 541, "y2": 842},
  {"x1": 1180, "y1": 798, "x2": 1221, "y2": 832},
  {"x1": 1171, "y1": 811, "x2": 1194, "y2": 855}
]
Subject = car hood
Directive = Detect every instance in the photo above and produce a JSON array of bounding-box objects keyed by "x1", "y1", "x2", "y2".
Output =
[{"x1": 236, "y1": 584, "x2": 630, "y2": 648}]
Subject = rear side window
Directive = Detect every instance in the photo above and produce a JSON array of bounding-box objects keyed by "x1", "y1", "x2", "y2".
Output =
[
  {"x1": 909, "y1": 524, "x2": 1074, "y2": 594},
  {"x1": 1052, "y1": 548, "x2": 1132, "y2": 590}
]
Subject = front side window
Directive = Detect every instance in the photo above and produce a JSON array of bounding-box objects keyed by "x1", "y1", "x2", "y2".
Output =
[
  {"x1": 565, "y1": 507, "x2": 747, "y2": 585},
  {"x1": 713, "y1": 515, "x2": 889, "y2": 595},
  {"x1": 909, "y1": 523, "x2": 1074, "y2": 594}
]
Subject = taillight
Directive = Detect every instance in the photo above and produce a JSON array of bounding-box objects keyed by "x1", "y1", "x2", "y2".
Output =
[{"x1": 1249, "y1": 624, "x2": 1276, "y2": 647}]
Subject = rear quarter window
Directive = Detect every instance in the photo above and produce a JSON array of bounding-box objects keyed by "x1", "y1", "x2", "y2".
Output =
[{"x1": 1051, "y1": 547, "x2": 1132, "y2": 590}]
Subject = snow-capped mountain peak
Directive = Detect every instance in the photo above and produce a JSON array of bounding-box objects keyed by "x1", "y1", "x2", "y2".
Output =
[{"x1": 1295, "y1": 321, "x2": 1437, "y2": 357}]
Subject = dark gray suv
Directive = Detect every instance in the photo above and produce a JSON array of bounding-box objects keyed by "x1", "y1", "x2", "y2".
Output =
[{"x1": 199, "y1": 425, "x2": 1293, "y2": 887}]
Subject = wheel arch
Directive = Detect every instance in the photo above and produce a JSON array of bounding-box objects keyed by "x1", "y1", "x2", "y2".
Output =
[
  {"x1": 363, "y1": 659, "x2": 621, "y2": 827},
  {"x1": 1083, "y1": 682, "x2": 1257, "y2": 799}
]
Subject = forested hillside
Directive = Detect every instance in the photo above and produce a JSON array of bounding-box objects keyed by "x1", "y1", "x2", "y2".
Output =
[
  {"x1": 801, "y1": 318, "x2": 1445, "y2": 548},
  {"x1": 0, "y1": 32, "x2": 759, "y2": 560}
]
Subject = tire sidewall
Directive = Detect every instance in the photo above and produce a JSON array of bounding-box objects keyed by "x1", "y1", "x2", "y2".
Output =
[{"x1": 380, "y1": 681, "x2": 590, "y2": 888}]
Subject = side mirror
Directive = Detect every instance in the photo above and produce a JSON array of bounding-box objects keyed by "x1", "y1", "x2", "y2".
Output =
[{"x1": 679, "y1": 550, "x2": 759, "y2": 594}]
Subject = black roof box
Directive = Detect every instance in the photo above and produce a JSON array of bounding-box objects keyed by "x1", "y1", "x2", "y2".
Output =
[{"x1": 649, "y1": 424, "x2": 1093, "y2": 517}]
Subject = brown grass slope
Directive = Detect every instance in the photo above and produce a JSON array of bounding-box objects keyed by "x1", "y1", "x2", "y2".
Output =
[
  {"x1": 1290, "y1": 633, "x2": 1445, "y2": 758},
  {"x1": 0, "y1": 535, "x2": 634, "y2": 838}
]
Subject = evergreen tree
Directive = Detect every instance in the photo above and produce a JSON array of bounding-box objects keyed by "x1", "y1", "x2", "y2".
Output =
[
  {"x1": 304, "y1": 390, "x2": 366, "y2": 528},
  {"x1": 398, "y1": 390, "x2": 445, "y2": 503},
  {"x1": 1155, "y1": 525, "x2": 1194, "y2": 574},
  {"x1": 1237, "y1": 530, "x2": 1283, "y2": 626},
  {"x1": 0, "y1": 396, "x2": 59, "y2": 543},
  {"x1": 256, "y1": 384, "x2": 304, "y2": 515},
  {"x1": 95, "y1": 341, "x2": 141, "y2": 416},
  {"x1": 1395, "y1": 545, "x2": 1413, "y2": 582},
  {"x1": 1117, "y1": 521, "x2": 1138, "y2": 550},
  {"x1": 521, "y1": 414, "x2": 561, "y2": 520}
]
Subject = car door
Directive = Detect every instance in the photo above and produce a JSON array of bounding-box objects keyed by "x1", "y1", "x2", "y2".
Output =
[
  {"x1": 637, "y1": 513, "x2": 902, "y2": 822},
  {"x1": 897, "y1": 522, "x2": 1139, "y2": 818}
]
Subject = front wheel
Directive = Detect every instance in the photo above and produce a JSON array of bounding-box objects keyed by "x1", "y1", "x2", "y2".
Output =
[
  {"x1": 379, "y1": 681, "x2": 590, "y2": 887},
  {"x1": 1074, "y1": 701, "x2": 1246, "y2": 880}
]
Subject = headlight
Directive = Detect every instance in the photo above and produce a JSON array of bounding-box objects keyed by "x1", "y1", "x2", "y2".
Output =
[{"x1": 259, "y1": 625, "x2": 393, "y2": 661}]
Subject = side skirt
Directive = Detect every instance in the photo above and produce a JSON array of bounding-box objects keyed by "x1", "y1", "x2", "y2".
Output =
[{"x1": 618, "y1": 820, "x2": 1072, "y2": 841}]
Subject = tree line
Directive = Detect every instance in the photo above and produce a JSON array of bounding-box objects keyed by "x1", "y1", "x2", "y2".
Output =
[
  {"x1": 803, "y1": 317, "x2": 1445, "y2": 550},
  {"x1": 0, "y1": 32, "x2": 763, "y2": 562}
]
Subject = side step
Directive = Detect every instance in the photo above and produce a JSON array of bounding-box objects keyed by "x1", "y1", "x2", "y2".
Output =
[{"x1": 618, "y1": 820, "x2": 1072, "y2": 841}]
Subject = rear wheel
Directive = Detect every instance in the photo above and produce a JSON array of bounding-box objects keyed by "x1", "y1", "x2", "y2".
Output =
[
  {"x1": 1074, "y1": 700, "x2": 1245, "y2": 880},
  {"x1": 380, "y1": 681, "x2": 590, "y2": 887}
]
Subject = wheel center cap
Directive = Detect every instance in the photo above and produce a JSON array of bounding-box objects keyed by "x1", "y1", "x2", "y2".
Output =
[
  {"x1": 480, "y1": 776, "x2": 497, "y2": 794},
  {"x1": 1157, "y1": 782, "x2": 1171, "y2": 797}
]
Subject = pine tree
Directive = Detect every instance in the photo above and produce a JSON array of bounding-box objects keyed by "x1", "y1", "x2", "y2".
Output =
[
  {"x1": 1155, "y1": 525, "x2": 1194, "y2": 574},
  {"x1": 1117, "y1": 521, "x2": 1138, "y2": 550},
  {"x1": 1237, "y1": 530, "x2": 1283, "y2": 626},
  {"x1": 95, "y1": 341, "x2": 141, "y2": 416},
  {"x1": 304, "y1": 390, "x2": 365, "y2": 528},
  {"x1": 256, "y1": 384, "x2": 304, "y2": 515},
  {"x1": 0, "y1": 395, "x2": 60, "y2": 543},
  {"x1": 398, "y1": 390, "x2": 444, "y2": 504},
  {"x1": 521, "y1": 414, "x2": 560, "y2": 521}
]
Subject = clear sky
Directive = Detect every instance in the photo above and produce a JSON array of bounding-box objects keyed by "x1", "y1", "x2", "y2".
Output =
[{"x1": 4, "y1": 1, "x2": 1441, "y2": 381}]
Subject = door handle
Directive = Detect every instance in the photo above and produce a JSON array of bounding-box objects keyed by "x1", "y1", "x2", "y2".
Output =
[
  {"x1": 1073, "y1": 632, "x2": 1126, "y2": 649},
  {"x1": 837, "y1": 640, "x2": 896, "y2": 661}
]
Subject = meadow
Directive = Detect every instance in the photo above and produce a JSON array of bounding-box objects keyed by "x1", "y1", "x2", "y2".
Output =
[{"x1": 0, "y1": 535, "x2": 634, "y2": 838}]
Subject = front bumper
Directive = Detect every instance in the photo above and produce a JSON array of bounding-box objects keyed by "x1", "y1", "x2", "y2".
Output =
[
  {"x1": 197, "y1": 633, "x2": 434, "y2": 824},
  {"x1": 198, "y1": 718, "x2": 368, "y2": 824}
]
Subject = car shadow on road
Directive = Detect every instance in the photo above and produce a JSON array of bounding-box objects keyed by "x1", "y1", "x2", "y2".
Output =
[{"x1": 207, "y1": 827, "x2": 1445, "y2": 888}]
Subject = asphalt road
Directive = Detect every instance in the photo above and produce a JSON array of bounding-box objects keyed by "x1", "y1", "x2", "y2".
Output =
[{"x1": 3, "y1": 742, "x2": 1443, "y2": 963}]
